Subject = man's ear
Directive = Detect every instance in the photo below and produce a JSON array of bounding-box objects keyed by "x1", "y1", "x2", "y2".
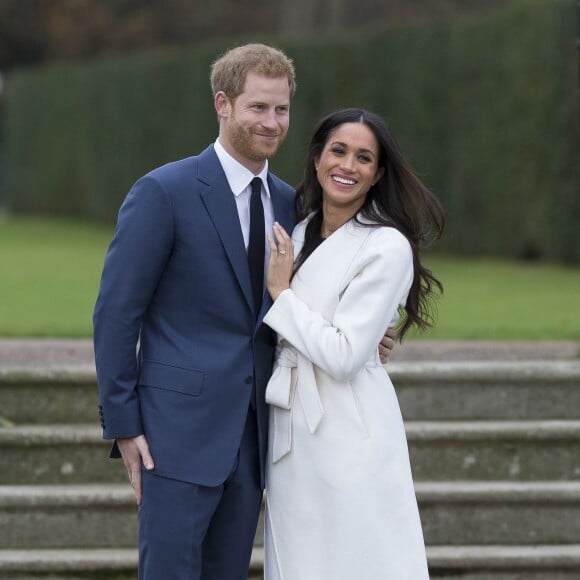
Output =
[{"x1": 214, "y1": 91, "x2": 231, "y2": 119}]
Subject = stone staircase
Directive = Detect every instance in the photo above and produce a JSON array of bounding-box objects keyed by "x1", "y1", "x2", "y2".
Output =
[{"x1": 1, "y1": 360, "x2": 580, "y2": 579}]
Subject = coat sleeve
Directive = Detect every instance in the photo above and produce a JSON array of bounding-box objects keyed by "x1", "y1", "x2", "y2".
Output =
[
  {"x1": 93, "y1": 176, "x2": 174, "y2": 439},
  {"x1": 263, "y1": 228, "x2": 413, "y2": 382}
]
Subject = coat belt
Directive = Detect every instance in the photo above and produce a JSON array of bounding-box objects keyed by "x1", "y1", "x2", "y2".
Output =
[{"x1": 265, "y1": 346, "x2": 324, "y2": 462}]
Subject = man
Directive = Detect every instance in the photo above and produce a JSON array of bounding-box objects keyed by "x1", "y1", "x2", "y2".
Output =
[{"x1": 94, "y1": 43, "x2": 394, "y2": 580}]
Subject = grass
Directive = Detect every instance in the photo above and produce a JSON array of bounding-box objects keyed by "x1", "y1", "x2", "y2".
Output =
[
  {"x1": 0, "y1": 215, "x2": 112, "y2": 337},
  {"x1": 419, "y1": 255, "x2": 580, "y2": 340},
  {"x1": 1, "y1": 215, "x2": 579, "y2": 339}
]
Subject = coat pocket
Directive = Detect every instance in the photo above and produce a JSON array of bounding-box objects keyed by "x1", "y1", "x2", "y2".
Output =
[
  {"x1": 348, "y1": 381, "x2": 370, "y2": 439},
  {"x1": 138, "y1": 360, "x2": 205, "y2": 396}
]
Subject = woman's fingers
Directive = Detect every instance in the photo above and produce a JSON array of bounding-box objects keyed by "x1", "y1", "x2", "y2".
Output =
[
  {"x1": 273, "y1": 222, "x2": 290, "y2": 242},
  {"x1": 267, "y1": 235, "x2": 278, "y2": 254},
  {"x1": 266, "y1": 223, "x2": 294, "y2": 301},
  {"x1": 272, "y1": 222, "x2": 293, "y2": 259}
]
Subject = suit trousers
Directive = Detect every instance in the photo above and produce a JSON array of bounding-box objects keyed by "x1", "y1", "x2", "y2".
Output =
[{"x1": 138, "y1": 406, "x2": 262, "y2": 580}]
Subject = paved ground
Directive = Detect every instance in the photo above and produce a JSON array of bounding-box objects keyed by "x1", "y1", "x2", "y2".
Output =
[{"x1": 0, "y1": 338, "x2": 578, "y2": 367}]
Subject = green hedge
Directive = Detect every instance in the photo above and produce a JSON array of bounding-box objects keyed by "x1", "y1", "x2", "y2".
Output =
[{"x1": 4, "y1": 0, "x2": 578, "y2": 262}]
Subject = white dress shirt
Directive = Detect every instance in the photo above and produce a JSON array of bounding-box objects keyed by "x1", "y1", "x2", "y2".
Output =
[{"x1": 214, "y1": 139, "x2": 275, "y2": 279}]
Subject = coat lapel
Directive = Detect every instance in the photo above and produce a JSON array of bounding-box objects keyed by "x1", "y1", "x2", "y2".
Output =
[
  {"x1": 294, "y1": 219, "x2": 371, "y2": 286},
  {"x1": 198, "y1": 146, "x2": 254, "y2": 314}
]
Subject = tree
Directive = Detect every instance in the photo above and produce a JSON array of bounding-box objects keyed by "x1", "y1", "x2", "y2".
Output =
[{"x1": 0, "y1": 0, "x2": 512, "y2": 70}]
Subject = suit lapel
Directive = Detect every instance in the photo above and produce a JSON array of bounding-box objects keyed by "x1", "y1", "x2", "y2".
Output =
[
  {"x1": 269, "y1": 175, "x2": 295, "y2": 235},
  {"x1": 258, "y1": 175, "x2": 296, "y2": 321},
  {"x1": 198, "y1": 147, "x2": 254, "y2": 314}
]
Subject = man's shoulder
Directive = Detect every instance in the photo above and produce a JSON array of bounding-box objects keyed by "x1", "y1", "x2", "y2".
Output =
[
  {"x1": 268, "y1": 172, "x2": 295, "y2": 197},
  {"x1": 146, "y1": 145, "x2": 215, "y2": 180},
  {"x1": 146, "y1": 156, "x2": 196, "y2": 180},
  {"x1": 138, "y1": 145, "x2": 219, "y2": 190}
]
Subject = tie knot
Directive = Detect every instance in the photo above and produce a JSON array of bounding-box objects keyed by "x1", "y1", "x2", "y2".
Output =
[{"x1": 251, "y1": 177, "x2": 262, "y2": 196}]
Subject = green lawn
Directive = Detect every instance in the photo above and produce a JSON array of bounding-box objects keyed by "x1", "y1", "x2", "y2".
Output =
[
  {"x1": 1, "y1": 215, "x2": 579, "y2": 339},
  {"x1": 421, "y1": 255, "x2": 580, "y2": 340},
  {"x1": 0, "y1": 215, "x2": 113, "y2": 337}
]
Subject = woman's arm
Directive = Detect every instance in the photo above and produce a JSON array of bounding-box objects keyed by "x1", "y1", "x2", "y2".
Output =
[{"x1": 264, "y1": 227, "x2": 412, "y2": 381}]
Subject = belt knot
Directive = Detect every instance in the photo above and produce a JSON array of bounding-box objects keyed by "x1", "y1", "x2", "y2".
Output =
[{"x1": 265, "y1": 346, "x2": 324, "y2": 462}]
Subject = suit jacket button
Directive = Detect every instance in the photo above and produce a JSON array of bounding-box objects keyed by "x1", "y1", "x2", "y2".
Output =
[{"x1": 245, "y1": 375, "x2": 253, "y2": 384}]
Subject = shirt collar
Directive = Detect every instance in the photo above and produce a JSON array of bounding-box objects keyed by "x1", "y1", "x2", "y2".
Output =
[{"x1": 214, "y1": 138, "x2": 271, "y2": 198}]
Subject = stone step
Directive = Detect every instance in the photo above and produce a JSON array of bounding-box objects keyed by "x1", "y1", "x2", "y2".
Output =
[
  {"x1": 407, "y1": 419, "x2": 580, "y2": 481},
  {"x1": 0, "y1": 366, "x2": 97, "y2": 424},
  {"x1": 427, "y1": 545, "x2": 580, "y2": 579},
  {"x1": 0, "y1": 549, "x2": 138, "y2": 580},
  {"x1": 1, "y1": 545, "x2": 579, "y2": 580},
  {"x1": 0, "y1": 485, "x2": 137, "y2": 549},
  {"x1": 2, "y1": 420, "x2": 579, "y2": 484},
  {"x1": 416, "y1": 481, "x2": 580, "y2": 546},
  {"x1": 392, "y1": 360, "x2": 580, "y2": 420},
  {"x1": 2, "y1": 361, "x2": 580, "y2": 425},
  {"x1": 2, "y1": 482, "x2": 580, "y2": 549},
  {"x1": 0, "y1": 547, "x2": 262, "y2": 579},
  {"x1": 0, "y1": 424, "x2": 126, "y2": 484}
]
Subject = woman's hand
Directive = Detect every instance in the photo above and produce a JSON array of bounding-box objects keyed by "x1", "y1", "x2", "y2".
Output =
[{"x1": 267, "y1": 222, "x2": 294, "y2": 301}]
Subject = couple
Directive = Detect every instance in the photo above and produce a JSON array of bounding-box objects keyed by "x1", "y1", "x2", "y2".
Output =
[{"x1": 93, "y1": 43, "x2": 443, "y2": 580}]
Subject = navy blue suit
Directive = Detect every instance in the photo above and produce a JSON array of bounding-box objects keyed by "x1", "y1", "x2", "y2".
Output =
[{"x1": 93, "y1": 145, "x2": 296, "y2": 578}]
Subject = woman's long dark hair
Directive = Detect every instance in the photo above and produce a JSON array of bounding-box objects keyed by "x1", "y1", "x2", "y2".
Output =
[{"x1": 294, "y1": 108, "x2": 445, "y2": 339}]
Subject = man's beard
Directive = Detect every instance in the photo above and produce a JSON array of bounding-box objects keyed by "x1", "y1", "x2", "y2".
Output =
[{"x1": 228, "y1": 120, "x2": 286, "y2": 163}]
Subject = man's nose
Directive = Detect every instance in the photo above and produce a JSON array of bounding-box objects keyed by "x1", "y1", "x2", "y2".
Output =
[{"x1": 261, "y1": 109, "x2": 278, "y2": 129}]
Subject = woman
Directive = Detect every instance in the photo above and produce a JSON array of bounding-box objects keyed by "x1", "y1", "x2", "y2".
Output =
[{"x1": 263, "y1": 108, "x2": 444, "y2": 579}]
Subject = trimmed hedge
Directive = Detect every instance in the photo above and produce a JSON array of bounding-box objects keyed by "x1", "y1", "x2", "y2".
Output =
[{"x1": 4, "y1": 0, "x2": 578, "y2": 262}]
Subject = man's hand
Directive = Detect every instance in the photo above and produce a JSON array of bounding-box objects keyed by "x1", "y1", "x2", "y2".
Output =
[
  {"x1": 116, "y1": 435, "x2": 154, "y2": 505},
  {"x1": 378, "y1": 327, "x2": 397, "y2": 364}
]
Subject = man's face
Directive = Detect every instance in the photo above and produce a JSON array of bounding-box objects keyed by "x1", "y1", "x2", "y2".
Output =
[{"x1": 216, "y1": 71, "x2": 290, "y2": 173}]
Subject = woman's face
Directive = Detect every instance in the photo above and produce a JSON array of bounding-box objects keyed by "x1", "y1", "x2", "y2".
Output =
[{"x1": 315, "y1": 122, "x2": 384, "y2": 215}]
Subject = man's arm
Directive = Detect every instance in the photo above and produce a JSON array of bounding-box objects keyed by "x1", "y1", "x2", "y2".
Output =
[{"x1": 94, "y1": 176, "x2": 173, "y2": 504}]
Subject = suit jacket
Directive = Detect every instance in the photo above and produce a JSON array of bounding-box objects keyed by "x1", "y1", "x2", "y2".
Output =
[{"x1": 93, "y1": 144, "x2": 296, "y2": 488}]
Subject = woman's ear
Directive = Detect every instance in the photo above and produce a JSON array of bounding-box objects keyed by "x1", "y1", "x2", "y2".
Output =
[{"x1": 373, "y1": 166, "x2": 385, "y2": 185}]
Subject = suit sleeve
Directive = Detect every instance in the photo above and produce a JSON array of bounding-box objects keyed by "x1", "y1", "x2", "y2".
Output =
[
  {"x1": 93, "y1": 176, "x2": 174, "y2": 439},
  {"x1": 263, "y1": 228, "x2": 413, "y2": 382}
]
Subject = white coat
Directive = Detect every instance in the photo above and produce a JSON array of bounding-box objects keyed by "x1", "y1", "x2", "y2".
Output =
[{"x1": 263, "y1": 215, "x2": 429, "y2": 580}]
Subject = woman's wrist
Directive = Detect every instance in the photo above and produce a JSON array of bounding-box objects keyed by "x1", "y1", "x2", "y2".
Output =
[{"x1": 270, "y1": 286, "x2": 289, "y2": 301}]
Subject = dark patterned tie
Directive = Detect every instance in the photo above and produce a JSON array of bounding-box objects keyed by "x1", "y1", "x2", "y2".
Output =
[{"x1": 248, "y1": 177, "x2": 265, "y2": 319}]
